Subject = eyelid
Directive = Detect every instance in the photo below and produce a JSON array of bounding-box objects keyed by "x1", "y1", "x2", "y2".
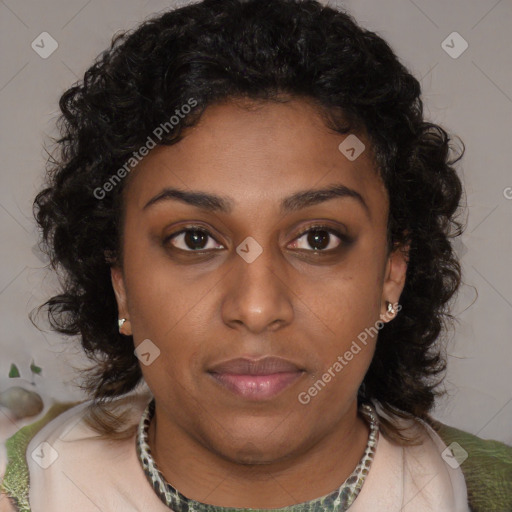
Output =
[
  {"x1": 289, "y1": 223, "x2": 348, "y2": 251},
  {"x1": 164, "y1": 225, "x2": 225, "y2": 251},
  {"x1": 293, "y1": 223, "x2": 346, "y2": 238}
]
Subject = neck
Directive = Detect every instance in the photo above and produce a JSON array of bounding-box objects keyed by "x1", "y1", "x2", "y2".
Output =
[{"x1": 147, "y1": 402, "x2": 371, "y2": 509}]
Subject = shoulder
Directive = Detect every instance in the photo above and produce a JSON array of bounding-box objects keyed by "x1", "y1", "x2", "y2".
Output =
[
  {"x1": 1, "y1": 400, "x2": 80, "y2": 512},
  {"x1": 392, "y1": 416, "x2": 471, "y2": 511},
  {"x1": 428, "y1": 418, "x2": 512, "y2": 512},
  {"x1": 365, "y1": 407, "x2": 512, "y2": 512},
  {"x1": 349, "y1": 410, "x2": 471, "y2": 511},
  {"x1": 1, "y1": 391, "x2": 152, "y2": 512}
]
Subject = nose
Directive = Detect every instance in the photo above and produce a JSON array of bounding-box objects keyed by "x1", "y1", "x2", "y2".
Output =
[{"x1": 221, "y1": 244, "x2": 294, "y2": 334}]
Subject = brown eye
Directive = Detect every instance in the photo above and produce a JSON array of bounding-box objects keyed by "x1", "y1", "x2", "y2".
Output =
[
  {"x1": 289, "y1": 226, "x2": 347, "y2": 252},
  {"x1": 165, "y1": 227, "x2": 224, "y2": 252}
]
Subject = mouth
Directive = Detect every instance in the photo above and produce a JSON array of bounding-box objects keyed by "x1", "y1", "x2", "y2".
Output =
[{"x1": 207, "y1": 356, "x2": 306, "y2": 401}]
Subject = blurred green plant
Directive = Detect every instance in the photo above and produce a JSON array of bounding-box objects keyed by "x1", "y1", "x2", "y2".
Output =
[
  {"x1": 8, "y1": 363, "x2": 20, "y2": 378},
  {"x1": 2, "y1": 360, "x2": 45, "y2": 419},
  {"x1": 8, "y1": 360, "x2": 43, "y2": 385}
]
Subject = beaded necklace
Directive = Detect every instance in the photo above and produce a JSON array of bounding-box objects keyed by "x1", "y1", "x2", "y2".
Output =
[{"x1": 136, "y1": 399, "x2": 379, "y2": 512}]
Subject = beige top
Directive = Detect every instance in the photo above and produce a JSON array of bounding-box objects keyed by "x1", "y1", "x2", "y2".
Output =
[{"x1": 1, "y1": 392, "x2": 470, "y2": 512}]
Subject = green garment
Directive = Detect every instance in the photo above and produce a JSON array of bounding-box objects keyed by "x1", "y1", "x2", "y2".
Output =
[
  {"x1": 1, "y1": 403, "x2": 511, "y2": 512},
  {"x1": 428, "y1": 418, "x2": 512, "y2": 512}
]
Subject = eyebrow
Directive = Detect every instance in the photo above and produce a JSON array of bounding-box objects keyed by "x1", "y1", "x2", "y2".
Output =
[{"x1": 142, "y1": 183, "x2": 370, "y2": 218}]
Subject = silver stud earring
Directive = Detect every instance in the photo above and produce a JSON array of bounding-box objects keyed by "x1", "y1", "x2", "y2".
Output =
[
  {"x1": 380, "y1": 302, "x2": 397, "y2": 321},
  {"x1": 118, "y1": 318, "x2": 127, "y2": 330}
]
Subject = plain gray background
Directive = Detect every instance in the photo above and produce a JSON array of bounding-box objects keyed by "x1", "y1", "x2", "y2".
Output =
[{"x1": 0, "y1": 0, "x2": 511, "y2": 443}]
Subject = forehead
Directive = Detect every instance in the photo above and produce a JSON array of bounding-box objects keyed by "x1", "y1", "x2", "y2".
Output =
[{"x1": 122, "y1": 98, "x2": 388, "y2": 221}]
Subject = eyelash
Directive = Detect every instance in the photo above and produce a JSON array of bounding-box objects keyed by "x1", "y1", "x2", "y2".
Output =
[{"x1": 163, "y1": 224, "x2": 350, "y2": 254}]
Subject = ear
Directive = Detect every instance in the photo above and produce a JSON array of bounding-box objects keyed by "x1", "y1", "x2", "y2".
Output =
[
  {"x1": 110, "y1": 265, "x2": 132, "y2": 336},
  {"x1": 380, "y1": 242, "x2": 409, "y2": 321}
]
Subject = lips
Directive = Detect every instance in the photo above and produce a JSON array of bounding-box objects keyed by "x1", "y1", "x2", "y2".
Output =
[
  {"x1": 207, "y1": 356, "x2": 305, "y2": 400},
  {"x1": 208, "y1": 356, "x2": 303, "y2": 375}
]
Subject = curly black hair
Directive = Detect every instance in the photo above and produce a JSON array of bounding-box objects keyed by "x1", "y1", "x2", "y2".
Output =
[{"x1": 32, "y1": 0, "x2": 465, "y2": 443}]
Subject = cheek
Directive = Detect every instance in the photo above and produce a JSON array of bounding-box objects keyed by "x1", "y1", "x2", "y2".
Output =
[
  {"x1": 301, "y1": 266, "x2": 383, "y2": 344},
  {"x1": 295, "y1": 257, "x2": 383, "y2": 392},
  {"x1": 122, "y1": 235, "x2": 193, "y2": 336},
  {"x1": 124, "y1": 259, "x2": 214, "y2": 373},
  {"x1": 298, "y1": 281, "x2": 379, "y2": 408}
]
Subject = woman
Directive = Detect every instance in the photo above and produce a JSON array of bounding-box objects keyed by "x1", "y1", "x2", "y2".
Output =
[{"x1": 1, "y1": 0, "x2": 510, "y2": 510}]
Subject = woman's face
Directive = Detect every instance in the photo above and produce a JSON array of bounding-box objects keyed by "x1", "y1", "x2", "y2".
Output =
[{"x1": 111, "y1": 98, "x2": 407, "y2": 463}]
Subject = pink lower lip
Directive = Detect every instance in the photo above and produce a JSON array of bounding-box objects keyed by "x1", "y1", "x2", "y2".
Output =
[{"x1": 209, "y1": 371, "x2": 304, "y2": 400}]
